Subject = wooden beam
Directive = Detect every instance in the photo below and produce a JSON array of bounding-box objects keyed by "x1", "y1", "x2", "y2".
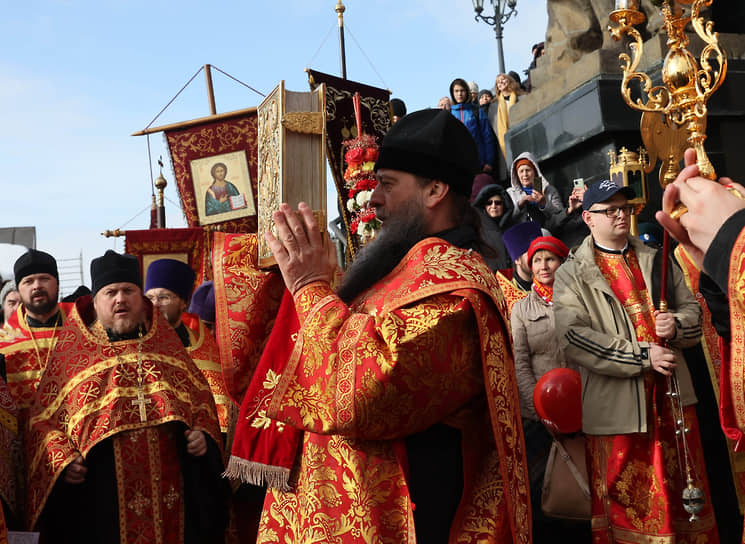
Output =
[
  {"x1": 205, "y1": 64, "x2": 217, "y2": 115},
  {"x1": 131, "y1": 106, "x2": 258, "y2": 136}
]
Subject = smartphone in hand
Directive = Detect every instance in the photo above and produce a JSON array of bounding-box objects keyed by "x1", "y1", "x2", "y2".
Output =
[{"x1": 533, "y1": 176, "x2": 543, "y2": 193}]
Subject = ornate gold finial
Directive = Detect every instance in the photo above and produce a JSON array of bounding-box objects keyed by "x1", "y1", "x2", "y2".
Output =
[
  {"x1": 335, "y1": 0, "x2": 345, "y2": 19},
  {"x1": 608, "y1": 0, "x2": 726, "y2": 182},
  {"x1": 155, "y1": 157, "x2": 167, "y2": 208},
  {"x1": 101, "y1": 229, "x2": 124, "y2": 238}
]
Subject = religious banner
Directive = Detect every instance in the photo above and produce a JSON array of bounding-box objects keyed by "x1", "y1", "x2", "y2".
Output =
[
  {"x1": 124, "y1": 227, "x2": 211, "y2": 285},
  {"x1": 163, "y1": 109, "x2": 259, "y2": 233},
  {"x1": 212, "y1": 232, "x2": 284, "y2": 403},
  {"x1": 306, "y1": 69, "x2": 391, "y2": 258}
]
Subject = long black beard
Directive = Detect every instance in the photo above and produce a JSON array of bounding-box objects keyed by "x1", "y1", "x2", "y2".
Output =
[{"x1": 337, "y1": 204, "x2": 426, "y2": 304}]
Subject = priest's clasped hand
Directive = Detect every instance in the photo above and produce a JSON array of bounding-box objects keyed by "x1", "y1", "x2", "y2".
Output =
[
  {"x1": 264, "y1": 202, "x2": 337, "y2": 295},
  {"x1": 63, "y1": 455, "x2": 87, "y2": 484},
  {"x1": 185, "y1": 429, "x2": 207, "y2": 457}
]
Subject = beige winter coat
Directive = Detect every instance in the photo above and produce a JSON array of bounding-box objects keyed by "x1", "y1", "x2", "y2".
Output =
[
  {"x1": 511, "y1": 289, "x2": 572, "y2": 421},
  {"x1": 553, "y1": 235, "x2": 702, "y2": 435}
]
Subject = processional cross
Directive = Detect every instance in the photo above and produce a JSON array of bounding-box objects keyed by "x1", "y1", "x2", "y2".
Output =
[{"x1": 132, "y1": 388, "x2": 151, "y2": 423}]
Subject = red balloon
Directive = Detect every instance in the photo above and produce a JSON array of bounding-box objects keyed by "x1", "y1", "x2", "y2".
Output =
[{"x1": 533, "y1": 368, "x2": 582, "y2": 434}]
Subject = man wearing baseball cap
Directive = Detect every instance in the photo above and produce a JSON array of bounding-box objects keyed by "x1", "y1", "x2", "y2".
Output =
[
  {"x1": 553, "y1": 180, "x2": 717, "y2": 541},
  {"x1": 26, "y1": 250, "x2": 227, "y2": 542}
]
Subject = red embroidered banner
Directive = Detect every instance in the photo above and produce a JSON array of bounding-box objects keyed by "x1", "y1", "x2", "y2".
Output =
[
  {"x1": 125, "y1": 227, "x2": 211, "y2": 284},
  {"x1": 307, "y1": 70, "x2": 390, "y2": 259},
  {"x1": 164, "y1": 111, "x2": 258, "y2": 232},
  {"x1": 212, "y1": 232, "x2": 284, "y2": 403}
]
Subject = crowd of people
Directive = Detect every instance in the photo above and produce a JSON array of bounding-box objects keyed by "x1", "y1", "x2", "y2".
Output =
[{"x1": 1, "y1": 74, "x2": 745, "y2": 543}]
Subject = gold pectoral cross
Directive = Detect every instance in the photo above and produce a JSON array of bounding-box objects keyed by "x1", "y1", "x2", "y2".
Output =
[{"x1": 132, "y1": 388, "x2": 151, "y2": 423}]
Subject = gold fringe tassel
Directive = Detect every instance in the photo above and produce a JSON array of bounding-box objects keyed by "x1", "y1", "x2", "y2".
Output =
[{"x1": 222, "y1": 455, "x2": 292, "y2": 492}]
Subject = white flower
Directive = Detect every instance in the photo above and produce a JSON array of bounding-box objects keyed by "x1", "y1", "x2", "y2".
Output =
[
  {"x1": 355, "y1": 190, "x2": 371, "y2": 208},
  {"x1": 346, "y1": 198, "x2": 357, "y2": 212}
]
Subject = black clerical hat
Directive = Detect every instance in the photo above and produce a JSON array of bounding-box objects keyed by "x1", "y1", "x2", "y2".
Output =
[
  {"x1": 14, "y1": 249, "x2": 58, "y2": 285},
  {"x1": 374, "y1": 108, "x2": 479, "y2": 196},
  {"x1": 91, "y1": 250, "x2": 142, "y2": 295}
]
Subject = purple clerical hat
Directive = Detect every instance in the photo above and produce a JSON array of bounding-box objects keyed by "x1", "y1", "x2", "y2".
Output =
[{"x1": 503, "y1": 221, "x2": 542, "y2": 262}]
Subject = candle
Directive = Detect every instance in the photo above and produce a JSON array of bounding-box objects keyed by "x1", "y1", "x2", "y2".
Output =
[{"x1": 615, "y1": 0, "x2": 640, "y2": 9}]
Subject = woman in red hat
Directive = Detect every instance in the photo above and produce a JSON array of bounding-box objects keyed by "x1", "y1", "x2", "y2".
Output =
[{"x1": 510, "y1": 236, "x2": 588, "y2": 540}]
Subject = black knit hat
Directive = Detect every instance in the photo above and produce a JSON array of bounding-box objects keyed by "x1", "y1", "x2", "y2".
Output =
[
  {"x1": 374, "y1": 108, "x2": 479, "y2": 196},
  {"x1": 14, "y1": 249, "x2": 58, "y2": 285},
  {"x1": 91, "y1": 250, "x2": 142, "y2": 295}
]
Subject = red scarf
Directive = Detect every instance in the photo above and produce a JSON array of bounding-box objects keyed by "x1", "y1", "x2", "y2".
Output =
[{"x1": 532, "y1": 279, "x2": 553, "y2": 305}]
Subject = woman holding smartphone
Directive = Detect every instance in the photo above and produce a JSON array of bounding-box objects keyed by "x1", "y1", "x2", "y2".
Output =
[{"x1": 507, "y1": 152, "x2": 565, "y2": 232}]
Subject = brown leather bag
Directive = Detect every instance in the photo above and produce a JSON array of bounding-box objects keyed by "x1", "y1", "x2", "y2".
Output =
[{"x1": 541, "y1": 434, "x2": 592, "y2": 520}]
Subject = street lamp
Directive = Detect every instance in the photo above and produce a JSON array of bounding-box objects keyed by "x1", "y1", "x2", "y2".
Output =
[{"x1": 472, "y1": 0, "x2": 518, "y2": 74}]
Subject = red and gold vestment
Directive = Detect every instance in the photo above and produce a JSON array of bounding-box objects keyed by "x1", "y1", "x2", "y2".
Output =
[
  {"x1": 0, "y1": 303, "x2": 73, "y2": 527},
  {"x1": 589, "y1": 247, "x2": 718, "y2": 543},
  {"x1": 725, "y1": 228, "x2": 745, "y2": 440},
  {"x1": 0, "y1": 378, "x2": 18, "y2": 539},
  {"x1": 246, "y1": 238, "x2": 530, "y2": 544},
  {"x1": 182, "y1": 312, "x2": 232, "y2": 433},
  {"x1": 0, "y1": 303, "x2": 73, "y2": 414},
  {"x1": 496, "y1": 269, "x2": 528, "y2": 317},
  {"x1": 675, "y1": 245, "x2": 745, "y2": 514},
  {"x1": 25, "y1": 297, "x2": 222, "y2": 542}
]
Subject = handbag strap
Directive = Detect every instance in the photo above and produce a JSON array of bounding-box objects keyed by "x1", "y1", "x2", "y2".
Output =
[{"x1": 553, "y1": 438, "x2": 591, "y2": 500}]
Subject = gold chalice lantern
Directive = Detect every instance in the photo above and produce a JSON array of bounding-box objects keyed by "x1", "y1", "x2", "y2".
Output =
[{"x1": 608, "y1": 0, "x2": 726, "y2": 192}]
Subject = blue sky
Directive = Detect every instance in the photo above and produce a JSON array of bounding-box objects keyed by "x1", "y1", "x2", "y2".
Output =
[{"x1": 0, "y1": 1, "x2": 548, "y2": 291}]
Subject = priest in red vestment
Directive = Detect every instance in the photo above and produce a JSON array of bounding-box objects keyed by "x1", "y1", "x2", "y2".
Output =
[
  {"x1": 497, "y1": 221, "x2": 542, "y2": 316},
  {"x1": 554, "y1": 179, "x2": 718, "y2": 542},
  {"x1": 657, "y1": 148, "x2": 745, "y2": 542},
  {"x1": 144, "y1": 258, "x2": 232, "y2": 433},
  {"x1": 26, "y1": 250, "x2": 227, "y2": 543},
  {"x1": 227, "y1": 109, "x2": 530, "y2": 543},
  {"x1": 0, "y1": 377, "x2": 19, "y2": 541},
  {"x1": 0, "y1": 250, "x2": 73, "y2": 416},
  {"x1": 0, "y1": 249, "x2": 72, "y2": 528}
]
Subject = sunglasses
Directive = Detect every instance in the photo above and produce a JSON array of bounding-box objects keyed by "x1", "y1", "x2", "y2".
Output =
[{"x1": 486, "y1": 199, "x2": 504, "y2": 206}]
